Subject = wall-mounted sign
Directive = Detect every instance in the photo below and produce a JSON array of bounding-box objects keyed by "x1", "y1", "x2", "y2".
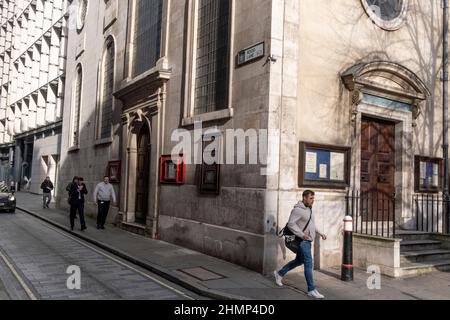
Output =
[
  {"x1": 299, "y1": 142, "x2": 351, "y2": 189},
  {"x1": 415, "y1": 156, "x2": 442, "y2": 193},
  {"x1": 237, "y1": 42, "x2": 265, "y2": 67},
  {"x1": 160, "y1": 154, "x2": 186, "y2": 185}
]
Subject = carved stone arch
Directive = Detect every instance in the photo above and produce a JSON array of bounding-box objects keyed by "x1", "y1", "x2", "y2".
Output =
[
  {"x1": 127, "y1": 109, "x2": 153, "y2": 150},
  {"x1": 342, "y1": 61, "x2": 430, "y2": 124},
  {"x1": 341, "y1": 61, "x2": 430, "y2": 230}
]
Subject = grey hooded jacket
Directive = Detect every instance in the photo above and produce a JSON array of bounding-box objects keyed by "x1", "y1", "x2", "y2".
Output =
[{"x1": 287, "y1": 201, "x2": 322, "y2": 242}]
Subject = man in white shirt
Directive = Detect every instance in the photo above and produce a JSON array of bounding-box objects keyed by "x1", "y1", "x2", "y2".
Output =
[{"x1": 93, "y1": 176, "x2": 117, "y2": 230}]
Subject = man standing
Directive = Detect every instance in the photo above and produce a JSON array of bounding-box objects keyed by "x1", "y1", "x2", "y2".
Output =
[
  {"x1": 93, "y1": 176, "x2": 117, "y2": 230},
  {"x1": 68, "y1": 177, "x2": 87, "y2": 232},
  {"x1": 274, "y1": 190, "x2": 327, "y2": 299},
  {"x1": 40, "y1": 176, "x2": 54, "y2": 209},
  {"x1": 78, "y1": 177, "x2": 88, "y2": 228}
]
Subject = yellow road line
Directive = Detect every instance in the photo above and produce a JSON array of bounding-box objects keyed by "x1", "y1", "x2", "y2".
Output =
[{"x1": 0, "y1": 251, "x2": 37, "y2": 300}]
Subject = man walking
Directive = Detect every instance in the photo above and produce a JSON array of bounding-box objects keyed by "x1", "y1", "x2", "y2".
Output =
[
  {"x1": 93, "y1": 176, "x2": 116, "y2": 230},
  {"x1": 274, "y1": 190, "x2": 327, "y2": 299},
  {"x1": 40, "y1": 176, "x2": 54, "y2": 209},
  {"x1": 68, "y1": 176, "x2": 87, "y2": 232}
]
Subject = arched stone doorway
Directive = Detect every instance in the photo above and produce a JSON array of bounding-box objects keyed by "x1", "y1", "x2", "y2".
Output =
[
  {"x1": 135, "y1": 125, "x2": 150, "y2": 224},
  {"x1": 342, "y1": 61, "x2": 430, "y2": 230},
  {"x1": 114, "y1": 70, "x2": 170, "y2": 238}
]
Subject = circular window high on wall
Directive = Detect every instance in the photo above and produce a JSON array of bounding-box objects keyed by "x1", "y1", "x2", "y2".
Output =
[
  {"x1": 77, "y1": 0, "x2": 88, "y2": 31},
  {"x1": 362, "y1": 0, "x2": 408, "y2": 31}
]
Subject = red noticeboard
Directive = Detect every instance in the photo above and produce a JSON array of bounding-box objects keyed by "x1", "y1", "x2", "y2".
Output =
[{"x1": 159, "y1": 154, "x2": 186, "y2": 185}]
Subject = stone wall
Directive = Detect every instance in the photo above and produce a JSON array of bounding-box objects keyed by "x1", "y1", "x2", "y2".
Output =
[
  {"x1": 57, "y1": 0, "x2": 125, "y2": 218},
  {"x1": 29, "y1": 134, "x2": 62, "y2": 197}
]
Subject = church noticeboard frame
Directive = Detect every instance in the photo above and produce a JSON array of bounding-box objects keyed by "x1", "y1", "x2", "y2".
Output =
[
  {"x1": 299, "y1": 142, "x2": 351, "y2": 189},
  {"x1": 414, "y1": 156, "x2": 443, "y2": 193},
  {"x1": 160, "y1": 154, "x2": 186, "y2": 185},
  {"x1": 107, "y1": 161, "x2": 121, "y2": 184},
  {"x1": 199, "y1": 163, "x2": 221, "y2": 195},
  {"x1": 198, "y1": 134, "x2": 221, "y2": 195}
]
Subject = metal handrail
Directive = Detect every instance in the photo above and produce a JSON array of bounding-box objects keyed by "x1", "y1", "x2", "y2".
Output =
[{"x1": 346, "y1": 190, "x2": 396, "y2": 238}]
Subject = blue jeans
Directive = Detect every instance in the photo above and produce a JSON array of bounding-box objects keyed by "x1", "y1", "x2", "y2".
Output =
[{"x1": 278, "y1": 240, "x2": 315, "y2": 292}]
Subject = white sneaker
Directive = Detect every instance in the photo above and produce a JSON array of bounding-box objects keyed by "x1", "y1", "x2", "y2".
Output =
[
  {"x1": 273, "y1": 271, "x2": 284, "y2": 287},
  {"x1": 308, "y1": 289, "x2": 325, "y2": 299}
]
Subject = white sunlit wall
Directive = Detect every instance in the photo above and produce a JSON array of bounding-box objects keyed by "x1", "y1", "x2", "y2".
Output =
[{"x1": 0, "y1": 0, "x2": 68, "y2": 144}]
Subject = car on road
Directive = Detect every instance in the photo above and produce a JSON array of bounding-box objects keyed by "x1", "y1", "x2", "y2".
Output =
[{"x1": 0, "y1": 181, "x2": 16, "y2": 213}]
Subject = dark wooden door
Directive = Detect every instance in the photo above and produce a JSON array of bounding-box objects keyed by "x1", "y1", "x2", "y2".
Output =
[
  {"x1": 361, "y1": 118, "x2": 395, "y2": 221},
  {"x1": 135, "y1": 125, "x2": 150, "y2": 225}
]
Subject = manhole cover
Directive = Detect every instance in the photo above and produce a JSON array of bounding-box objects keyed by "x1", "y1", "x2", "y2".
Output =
[{"x1": 178, "y1": 267, "x2": 226, "y2": 281}]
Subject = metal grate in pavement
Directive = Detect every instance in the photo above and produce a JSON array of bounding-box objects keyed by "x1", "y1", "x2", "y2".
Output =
[{"x1": 178, "y1": 267, "x2": 226, "y2": 282}]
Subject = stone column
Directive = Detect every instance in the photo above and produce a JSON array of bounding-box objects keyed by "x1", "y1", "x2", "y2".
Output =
[
  {"x1": 264, "y1": 0, "x2": 301, "y2": 275},
  {"x1": 119, "y1": 113, "x2": 132, "y2": 223}
]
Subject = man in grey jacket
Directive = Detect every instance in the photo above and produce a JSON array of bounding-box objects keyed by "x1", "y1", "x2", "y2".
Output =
[
  {"x1": 93, "y1": 176, "x2": 117, "y2": 230},
  {"x1": 274, "y1": 190, "x2": 327, "y2": 299}
]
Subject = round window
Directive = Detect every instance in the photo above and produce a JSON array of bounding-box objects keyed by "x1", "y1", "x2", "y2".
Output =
[
  {"x1": 362, "y1": 0, "x2": 407, "y2": 31},
  {"x1": 77, "y1": 0, "x2": 88, "y2": 31}
]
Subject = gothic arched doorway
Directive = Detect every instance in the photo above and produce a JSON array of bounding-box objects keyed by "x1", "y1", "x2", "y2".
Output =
[{"x1": 135, "y1": 125, "x2": 150, "y2": 224}]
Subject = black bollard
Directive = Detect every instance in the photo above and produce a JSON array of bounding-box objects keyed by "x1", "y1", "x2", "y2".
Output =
[{"x1": 341, "y1": 216, "x2": 354, "y2": 281}]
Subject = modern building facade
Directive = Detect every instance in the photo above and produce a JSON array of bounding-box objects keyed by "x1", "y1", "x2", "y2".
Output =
[
  {"x1": 0, "y1": 0, "x2": 68, "y2": 196},
  {"x1": 55, "y1": 0, "x2": 449, "y2": 277}
]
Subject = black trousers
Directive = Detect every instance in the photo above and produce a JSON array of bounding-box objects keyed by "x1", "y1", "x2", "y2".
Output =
[
  {"x1": 70, "y1": 203, "x2": 86, "y2": 229},
  {"x1": 97, "y1": 201, "x2": 111, "y2": 227}
]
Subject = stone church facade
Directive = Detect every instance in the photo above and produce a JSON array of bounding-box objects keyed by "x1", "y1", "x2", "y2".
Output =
[{"x1": 56, "y1": 0, "x2": 448, "y2": 276}]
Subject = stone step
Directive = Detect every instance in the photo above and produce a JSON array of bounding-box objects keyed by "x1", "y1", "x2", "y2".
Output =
[
  {"x1": 120, "y1": 221, "x2": 148, "y2": 237},
  {"x1": 399, "y1": 259, "x2": 450, "y2": 277},
  {"x1": 396, "y1": 231, "x2": 434, "y2": 242},
  {"x1": 400, "y1": 240, "x2": 442, "y2": 252},
  {"x1": 401, "y1": 249, "x2": 450, "y2": 264}
]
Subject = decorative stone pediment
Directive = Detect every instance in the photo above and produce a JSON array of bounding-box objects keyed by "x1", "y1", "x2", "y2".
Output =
[
  {"x1": 341, "y1": 61, "x2": 430, "y2": 102},
  {"x1": 114, "y1": 67, "x2": 171, "y2": 110},
  {"x1": 342, "y1": 61, "x2": 430, "y2": 126}
]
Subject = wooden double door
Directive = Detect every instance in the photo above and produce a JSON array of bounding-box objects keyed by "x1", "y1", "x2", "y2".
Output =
[{"x1": 361, "y1": 117, "x2": 396, "y2": 221}]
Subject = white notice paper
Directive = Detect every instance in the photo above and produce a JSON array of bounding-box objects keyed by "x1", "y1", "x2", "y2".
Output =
[
  {"x1": 330, "y1": 152, "x2": 345, "y2": 181},
  {"x1": 305, "y1": 152, "x2": 317, "y2": 173},
  {"x1": 420, "y1": 162, "x2": 426, "y2": 179},
  {"x1": 320, "y1": 164, "x2": 328, "y2": 179},
  {"x1": 433, "y1": 163, "x2": 439, "y2": 187}
]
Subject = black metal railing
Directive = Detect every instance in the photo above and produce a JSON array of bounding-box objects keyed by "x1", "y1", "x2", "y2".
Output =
[
  {"x1": 413, "y1": 194, "x2": 450, "y2": 234},
  {"x1": 346, "y1": 190, "x2": 396, "y2": 238}
]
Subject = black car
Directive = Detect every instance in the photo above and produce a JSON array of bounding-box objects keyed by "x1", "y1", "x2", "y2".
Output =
[{"x1": 0, "y1": 192, "x2": 16, "y2": 213}]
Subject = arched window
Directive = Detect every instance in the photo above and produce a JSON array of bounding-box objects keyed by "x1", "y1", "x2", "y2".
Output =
[
  {"x1": 131, "y1": 0, "x2": 163, "y2": 77},
  {"x1": 194, "y1": 0, "x2": 231, "y2": 114},
  {"x1": 77, "y1": 0, "x2": 88, "y2": 31},
  {"x1": 99, "y1": 39, "x2": 115, "y2": 140},
  {"x1": 72, "y1": 65, "x2": 83, "y2": 147},
  {"x1": 362, "y1": 0, "x2": 408, "y2": 31},
  {"x1": 365, "y1": 0, "x2": 403, "y2": 21}
]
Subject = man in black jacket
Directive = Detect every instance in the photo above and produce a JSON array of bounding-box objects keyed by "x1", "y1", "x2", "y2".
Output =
[
  {"x1": 68, "y1": 177, "x2": 88, "y2": 232},
  {"x1": 40, "y1": 176, "x2": 54, "y2": 209}
]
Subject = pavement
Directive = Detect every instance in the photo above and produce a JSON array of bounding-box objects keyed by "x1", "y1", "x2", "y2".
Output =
[
  {"x1": 13, "y1": 192, "x2": 450, "y2": 300},
  {"x1": 0, "y1": 212, "x2": 198, "y2": 300}
]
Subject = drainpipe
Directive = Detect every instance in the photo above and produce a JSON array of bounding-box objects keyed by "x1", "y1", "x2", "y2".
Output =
[{"x1": 443, "y1": 0, "x2": 450, "y2": 234}]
